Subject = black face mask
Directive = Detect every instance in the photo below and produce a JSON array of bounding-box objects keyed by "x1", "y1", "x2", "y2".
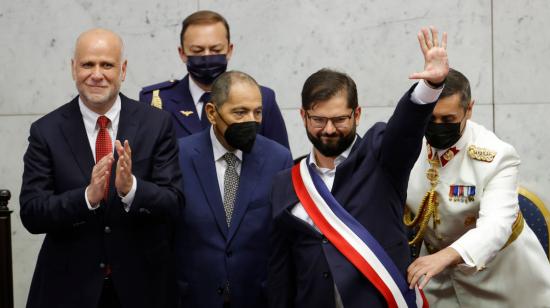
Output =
[
  {"x1": 307, "y1": 125, "x2": 356, "y2": 157},
  {"x1": 216, "y1": 109, "x2": 259, "y2": 153},
  {"x1": 186, "y1": 54, "x2": 227, "y2": 85},
  {"x1": 425, "y1": 121, "x2": 463, "y2": 149}
]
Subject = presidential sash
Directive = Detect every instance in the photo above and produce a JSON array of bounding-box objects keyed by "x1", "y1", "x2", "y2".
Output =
[{"x1": 291, "y1": 159, "x2": 428, "y2": 308}]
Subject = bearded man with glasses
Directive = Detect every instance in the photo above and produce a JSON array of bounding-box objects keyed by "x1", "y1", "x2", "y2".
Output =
[{"x1": 268, "y1": 27, "x2": 449, "y2": 308}]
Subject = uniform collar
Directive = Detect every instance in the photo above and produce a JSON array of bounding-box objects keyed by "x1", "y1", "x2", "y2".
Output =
[{"x1": 429, "y1": 120, "x2": 471, "y2": 167}]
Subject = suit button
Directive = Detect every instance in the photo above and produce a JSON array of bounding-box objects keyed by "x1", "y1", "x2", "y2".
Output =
[
  {"x1": 322, "y1": 237, "x2": 328, "y2": 244},
  {"x1": 226, "y1": 250, "x2": 233, "y2": 257},
  {"x1": 217, "y1": 287, "x2": 223, "y2": 295},
  {"x1": 99, "y1": 262, "x2": 106, "y2": 269},
  {"x1": 104, "y1": 226, "x2": 111, "y2": 234},
  {"x1": 323, "y1": 272, "x2": 330, "y2": 279}
]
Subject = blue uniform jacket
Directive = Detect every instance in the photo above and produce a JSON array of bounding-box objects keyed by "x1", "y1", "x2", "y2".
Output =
[{"x1": 140, "y1": 75, "x2": 290, "y2": 149}]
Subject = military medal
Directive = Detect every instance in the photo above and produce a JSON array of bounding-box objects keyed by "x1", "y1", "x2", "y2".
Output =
[{"x1": 449, "y1": 185, "x2": 476, "y2": 203}]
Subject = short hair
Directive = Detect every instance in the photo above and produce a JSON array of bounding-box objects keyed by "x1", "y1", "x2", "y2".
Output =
[
  {"x1": 440, "y1": 68, "x2": 471, "y2": 110},
  {"x1": 211, "y1": 71, "x2": 260, "y2": 108},
  {"x1": 301, "y1": 68, "x2": 358, "y2": 110},
  {"x1": 180, "y1": 10, "x2": 230, "y2": 47}
]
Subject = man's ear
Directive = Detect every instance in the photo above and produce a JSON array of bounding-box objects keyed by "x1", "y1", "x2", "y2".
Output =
[
  {"x1": 226, "y1": 43, "x2": 234, "y2": 61},
  {"x1": 354, "y1": 106, "x2": 362, "y2": 126},
  {"x1": 120, "y1": 60, "x2": 127, "y2": 81},
  {"x1": 300, "y1": 108, "x2": 307, "y2": 126},
  {"x1": 206, "y1": 102, "x2": 217, "y2": 125},
  {"x1": 466, "y1": 99, "x2": 475, "y2": 120},
  {"x1": 71, "y1": 59, "x2": 76, "y2": 81}
]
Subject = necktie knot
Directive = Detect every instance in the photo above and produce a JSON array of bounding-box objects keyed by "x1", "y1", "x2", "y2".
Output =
[
  {"x1": 200, "y1": 92, "x2": 211, "y2": 104},
  {"x1": 223, "y1": 152, "x2": 238, "y2": 168},
  {"x1": 97, "y1": 115, "x2": 110, "y2": 129}
]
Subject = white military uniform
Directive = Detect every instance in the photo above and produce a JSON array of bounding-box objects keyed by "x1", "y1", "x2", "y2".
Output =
[{"x1": 407, "y1": 120, "x2": 550, "y2": 308}]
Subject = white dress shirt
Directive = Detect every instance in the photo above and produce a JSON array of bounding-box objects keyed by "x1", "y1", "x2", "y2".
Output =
[
  {"x1": 210, "y1": 126, "x2": 243, "y2": 200},
  {"x1": 189, "y1": 76, "x2": 207, "y2": 120},
  {"x1": 79, "y1": 96, "x2": 137, "y2": 211}
]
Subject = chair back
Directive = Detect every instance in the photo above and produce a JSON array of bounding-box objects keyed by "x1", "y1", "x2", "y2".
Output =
[{"x1": 518, "y1": 187, "x2": 550, "y2": 260}]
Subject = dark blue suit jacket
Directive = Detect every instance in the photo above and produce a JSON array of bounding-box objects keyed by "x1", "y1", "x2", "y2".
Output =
[
  {"x1": 268, "y1": 85, "x2": 436, "y2": 308},
  {"x1": 175, "y1": 129, "x2": 292, "y2": 308},
  {"x1": 139, "y1": 75, "x2": 290, "y2": 149},
  {"x1": 20, "y1": 94, "x2": 183, "y2": 308}
]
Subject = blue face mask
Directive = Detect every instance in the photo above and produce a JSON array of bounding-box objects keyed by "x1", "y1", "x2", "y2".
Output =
[{"x1": 186, "y1": 54, "x2": 228, "y2": 85}]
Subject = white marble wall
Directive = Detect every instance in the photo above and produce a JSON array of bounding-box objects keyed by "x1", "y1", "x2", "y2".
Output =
[{"x1": 0, "y1": 0, "x2": 548, "y2": 306}]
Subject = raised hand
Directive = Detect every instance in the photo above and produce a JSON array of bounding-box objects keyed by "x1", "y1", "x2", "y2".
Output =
[
  {"x1": 115, "y1": 140, "x2": 133, "y2": 196},
  {"x1": 87, "y1": 153, "x2": 114, "y2": 206},
  {"x1": 409, "y1": 26, "x2": 449, "y2": 86}
]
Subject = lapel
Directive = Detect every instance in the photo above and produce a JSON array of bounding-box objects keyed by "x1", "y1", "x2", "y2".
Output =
[
  {"x1": 60, "y1": 98, "x2": 95, "y2": 182},
  {"x1": 106, "y1": 94, "x2": 140, "y2": 202},
  {"x1": 284, "y1": 210, "x2": 322, "y2": 238},
  {"x1": 191, "y1": 130, "x2": 228, "y2": 238},
  {"x1": 165, "y1": 75, "x2": 204, "y2": 135},
  {"x1": 226, "y1": 148, "x2": 264, "y2": 243},
  {"x1": 274, "y1": 171, "x2": 322, "y2": 238}
]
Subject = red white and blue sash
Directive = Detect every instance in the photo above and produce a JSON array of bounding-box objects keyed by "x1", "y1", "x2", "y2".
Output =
[{"x1": 291, "y1": 158, "x2": 428, "y2": 308}]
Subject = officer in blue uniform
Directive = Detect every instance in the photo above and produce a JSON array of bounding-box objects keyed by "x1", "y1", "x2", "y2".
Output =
[{"x1": 140, "y1": 10, "x2": 289, "y2": 149}]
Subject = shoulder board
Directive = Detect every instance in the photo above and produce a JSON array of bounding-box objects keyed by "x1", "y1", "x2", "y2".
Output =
[
  {"x1": 467, "y1": 145, "x2": 496, "y2": 162},
  {"x1": 141, "y1": 79, "x2": 179, "y2": 94}
]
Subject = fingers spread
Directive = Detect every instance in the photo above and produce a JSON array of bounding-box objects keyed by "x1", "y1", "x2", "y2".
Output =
[
  {"x1": 430, "y1": 26, "x2": 439, "y2": 47},
  {"x1": 418, "y1": 32, "x2": 429, "y2": 55},
  {"x1": 422, "y1": 28, "x2": 432, "y2": 49}
]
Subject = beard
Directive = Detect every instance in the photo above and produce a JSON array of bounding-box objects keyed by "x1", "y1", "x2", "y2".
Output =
[
  {"x1": 80, "y1": 87, "x2": 118, "y2": 107},
  {"x1": 307, "y1": 125, "x2": 356, "y2": 157}
]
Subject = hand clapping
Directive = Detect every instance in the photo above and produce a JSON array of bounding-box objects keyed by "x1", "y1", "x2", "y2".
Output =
[{"x1": 115, "y1": 139, "x2": 133, "y2": 197}]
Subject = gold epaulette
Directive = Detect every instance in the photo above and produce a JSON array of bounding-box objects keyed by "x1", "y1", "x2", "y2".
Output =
[
  {"x1": 468, "y1": 145, "x2": 496, "y2": 162},
  {"x1": 151, "y1": 90, "x2": 163, "y2": 109}
]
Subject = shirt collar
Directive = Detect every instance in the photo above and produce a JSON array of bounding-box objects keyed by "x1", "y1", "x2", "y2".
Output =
[
  {"x1": 188, "y1": 75, "x2": 206, "y2": 106},
  {"x1": 308, "y1": 134, "x2": 358, "y2": 171},
  {"x1": 78, "y1": 95, "x2": 121, "y2": 132},
  {"x1": 210, "y1": 126, "x2": 243, "y2": 162}
]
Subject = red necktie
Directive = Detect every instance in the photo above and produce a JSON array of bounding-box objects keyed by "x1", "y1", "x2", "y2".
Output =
[{"x1": 96, "y1": 115, "x2": 112, "y2": 200}]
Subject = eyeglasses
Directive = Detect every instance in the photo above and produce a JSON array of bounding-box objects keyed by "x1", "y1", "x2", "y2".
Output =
[{"x1": 305, "y1": 110, "x2": 355, "y2": 129}]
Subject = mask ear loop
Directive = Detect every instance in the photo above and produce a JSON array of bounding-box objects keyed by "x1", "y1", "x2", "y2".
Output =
[
  {"x1": 212, "y1": 105, "x2": 231, "y2": 140},
  {"x1": 214, "y1": 105, "x2": 232, "y2": 125}
]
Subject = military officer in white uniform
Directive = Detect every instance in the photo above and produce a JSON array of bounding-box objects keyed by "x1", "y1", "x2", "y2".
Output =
[{"x1": 405, "y1": 68, "x2": 550, "y2": 307}]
